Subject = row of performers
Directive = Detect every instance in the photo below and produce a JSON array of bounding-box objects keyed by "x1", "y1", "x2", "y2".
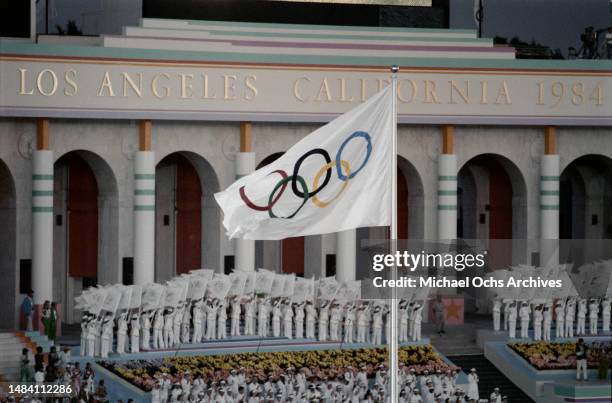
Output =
[
  {"x1": 491, "y1": 297, "x2": 611, "y2": 339},
  {"x1": 80, "y1": 297, "x2": 427, "y2": 357},
  {"x1": 147, "y1": 366, "x2": 482, "y2": 403}
]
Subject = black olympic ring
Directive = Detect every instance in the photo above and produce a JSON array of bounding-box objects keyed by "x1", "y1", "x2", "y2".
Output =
[{"x1": 291, "y1": 148, "x2": 331, "y2": 198}]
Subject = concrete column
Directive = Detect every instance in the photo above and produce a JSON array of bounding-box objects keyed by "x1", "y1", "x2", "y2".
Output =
[
  {"x1": 336, "y1": 229, "x2": 356, "y2": 282},
  {"x1": 438, "y1": 126, "x2": 457, "y2": 240},
  {"x1": 133, "y1": 121, "x2": 155, "y2": 285},
  {"x1": 235, "y1": 122, "x2": 256, "y2": 271},
  {"x1": 540, "y1": 127, "x2": 559, "y2": 266},
  {"x1": 32, "y1": 148, "x2": 54, "y2": 304},
  {"x1": 235, "y1": 152, "x2": 255, "y2": 271}
]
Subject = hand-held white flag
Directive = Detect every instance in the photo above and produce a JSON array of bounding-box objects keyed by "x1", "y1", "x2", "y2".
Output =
[{"x1": 215, "y1": 85, "x2": 393, "y2": 240}]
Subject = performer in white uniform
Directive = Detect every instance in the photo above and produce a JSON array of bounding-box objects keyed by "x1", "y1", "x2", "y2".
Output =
[
  {"x1": 492, "y1": 299, "x2": 502, "y2": 332},
  {"x1": 152, "y1": 309, "x2": 164, "y2": 349},
  {"x1": 466, "y1": 368, "x2": 479, "y2": 402},
  {"x1": 588, "y1": 299, "x2": 599, "y2": 335},
  {"x1": 508, "y1": 301, "x2": 517, "y2": 339},
  {"x1": 343, "y1": 304, "x2": 355, "y2": 343},
  {"x1": 272, "y1": 300, "x2": 282, "y2": 337},
  {"x1": 412, "y1": 303, "x2": 423, "y2": 342},
  {"x1": 217, "y1": 301, "x2": 227, "y2": 339},
  {"x1": 565, "y1": 298, "x2": 575, "y2": 338},
  {"x1": 116, "y1": 313, "x2": 128, "y2": 354},
  {"x1": 130, "y1": 313, "x2": 140, "y2": 353},
  {"x1": 283, "y1": 300, "x2": 293, "y2": 339},
  {"x1": 519, "y1": 301, "x2": 530, "y2": 339},
  {"x1": 141, "y1": 310, "x2": 152, "y2": 350},
  {"x1": 191, "y1": 300, "x2": 204, "y2": 343},
  {"x1": 542, "y1": 303, "x2": 552, "y2": 341},
  {"x1": 329, "y1": 303, "x2": 341, "y2": 341},
  {"x1": 602, "y1": 298, "x2": 611, "y2": 332},
  {"x1": 318, "y1": 300, "x2": 329, "y2": 342},
  {"x1": 294, "y1": 302, "x2": 305, "y2": 339},
  {"x1": 244, "y1": 297, "x2": 256, "y2": 336},
  {"x1": 205, "y1": 299, "x2": 218, "y2": 340},
  {"x1": 230, "y1": 296, "x2": 242, "y2": 337},
  {"x1": 555, "y1": 300, "x2": 565, "y2": 338},
  {"x1": 372, "y1": 306, "x2": 384, "y2": 345},
  {"x1": 357, "y1": 305, "x2": 370, "y2": 343},
  {"x1": 305, "y1": 302, "x2": 317, "y2": 339},
  {"x1": 576, "y1": 299, "x2": 587, "y2": 335},
  {"x1": 533, "y1": 305, "x2": 543, "y2": 341}
]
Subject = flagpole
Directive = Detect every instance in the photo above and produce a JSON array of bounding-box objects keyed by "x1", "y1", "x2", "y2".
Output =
[{"x1": 390, "y1": 65, "x2": 399, "y2": 403}]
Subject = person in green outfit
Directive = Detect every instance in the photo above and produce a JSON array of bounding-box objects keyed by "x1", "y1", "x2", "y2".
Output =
[
  {"x1": 41, "y1": 300, "x2": 50, "y2": 338},
  {"x1": 19, "y1": 348, "x2": 32, "y2": 382},
  {"x1": 47, "y1": 301, "x2": 58, "y2": 341}
]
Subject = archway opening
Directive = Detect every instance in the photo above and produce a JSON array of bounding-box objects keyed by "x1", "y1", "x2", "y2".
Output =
[
  {"x1": 560, "y1": 154, "x2": 612, "y2": 240},
  {"x1": 54, "y1": 150, "x2": 118, "y2": 323},
  {"x1": 156, "y1": 153, "x2": 203, "y2": 279},
  {"x1": 458, "y1": 154, "x2": 527, "y2": 269},
  {"x1": 0, "y1": 160, "x2": 16, "y2": 328}
]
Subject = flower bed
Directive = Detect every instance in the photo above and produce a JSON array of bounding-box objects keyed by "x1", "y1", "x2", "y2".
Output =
[
  {"x1": 99, "y1": 345, "x2": 455, "y2": 391},
  {"x1": 509, "y1": 341, "x2": 611, "y2": 371}
]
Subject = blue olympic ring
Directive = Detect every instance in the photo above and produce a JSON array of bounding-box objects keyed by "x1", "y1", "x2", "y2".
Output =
[{"x1": 335, "y1": 131, "x2": 372, "y2": 181}]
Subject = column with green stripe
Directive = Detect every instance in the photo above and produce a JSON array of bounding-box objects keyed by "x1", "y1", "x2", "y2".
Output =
[
  {"x1": 32, "y1": 148, "x2": 54, "y2": 303},
  {"x1": 133, "y1": 150, "x2": 156, "y2": 285},
  {"x1": 438, "y1": 155, "x2": 457, "y2": 240}
]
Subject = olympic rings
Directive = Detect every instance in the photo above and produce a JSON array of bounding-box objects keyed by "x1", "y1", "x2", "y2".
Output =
[
  {"x1": 291, "y1": 148, "x2": 331, "y2": 198},
  {"x1": 336, "y1": 131, "x2": 372, "y2": 181},
  {"x1": 311, "y1": 160, "x2": 351, "y2": 208},
  {"x1": 240, "y1": 130, "x2": 373, "y2": 218},
  {"x1": 268, "y1": 175, "x2": 309, "y2": 219},
  {"x1": 239, "y1": 169, "x2": 288, "y2": 211}
]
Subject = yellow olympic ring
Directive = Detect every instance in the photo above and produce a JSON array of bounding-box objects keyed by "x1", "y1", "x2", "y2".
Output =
[{"x1": 311, "y1": 160, "x2": 351, "y2": 208}]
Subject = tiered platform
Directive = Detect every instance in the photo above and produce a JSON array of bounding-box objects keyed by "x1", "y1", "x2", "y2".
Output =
[
  {"x1": 483, "y1": 336, "x2": 612, "y2": 403},
  {"x1": 69, "y1": 336, "x2": 473, "y2": 403}
]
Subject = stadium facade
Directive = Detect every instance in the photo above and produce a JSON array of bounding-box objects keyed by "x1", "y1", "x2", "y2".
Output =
[{"x1": 0, "y1": 18, "x2": 611, "y2": 328}]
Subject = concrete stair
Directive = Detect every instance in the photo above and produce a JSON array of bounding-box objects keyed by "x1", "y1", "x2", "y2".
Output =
[{"x1": 0, "y1": 333, "x2": 26, "y2": 382}]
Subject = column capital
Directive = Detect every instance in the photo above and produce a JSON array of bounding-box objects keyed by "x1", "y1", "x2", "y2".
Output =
[
  {"x1": 441, "y1": 125, "x2": 454, "y2": 154},
  {"x1": 36, "y1": 118, "x2": 49, "y2": 150},
  {"x1": 240, "y1": 121, "x2": 252, "y2": 153},
  {"x1": 139, "y1": 120, "x2": 152, "y2": 151},
  {"x1": 544, "y1": 126, "x2": 556, "y2": 155}
]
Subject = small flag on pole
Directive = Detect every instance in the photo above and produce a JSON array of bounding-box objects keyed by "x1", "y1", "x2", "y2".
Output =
[{"x1": 215, "y1": 85, "x2": 394, "y2": 240}]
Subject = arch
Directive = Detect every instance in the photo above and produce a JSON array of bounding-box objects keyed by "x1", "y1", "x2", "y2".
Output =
[
  {"x1": 0, "y1": 159, "x2": 16, "y2": 328},
  {"x1": 397, "y1": 155, "x2": 425, "y2": 240},
  {"x1": 457, "y1": 153, "x2": 527, "y2": 269},
  {"x1": 155, "y1": 151, "x2": 221, "y2": 281},
  {"x1": 53, "y1": 150, "x2": 118, "y2": 323},
  {"x1": 560, "y1": 154, "x2": 612, "y2": 240}
]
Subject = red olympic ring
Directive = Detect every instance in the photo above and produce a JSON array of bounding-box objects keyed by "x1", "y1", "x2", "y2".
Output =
[{"x1": 239, "y1": 169, "x2": 288, "y2": 211}]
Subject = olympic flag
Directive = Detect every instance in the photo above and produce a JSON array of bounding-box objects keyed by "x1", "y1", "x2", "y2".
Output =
[{"x1": 215, "y1": 85, "x2": 393, "y2": 240}]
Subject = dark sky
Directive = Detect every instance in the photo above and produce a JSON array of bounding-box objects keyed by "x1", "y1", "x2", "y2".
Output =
[{"x1": 451, "y1": 0, "x2": 612, "y2": 55}]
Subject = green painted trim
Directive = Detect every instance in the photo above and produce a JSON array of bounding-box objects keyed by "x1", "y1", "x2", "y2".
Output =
[
  {"x1": 3, "y1": 42, "x2": 611, "y2": 71},
  {"x1": 540, "y1": 205, "x2": 560, "y2": 210},
  {"x1": 540, "y1": 190, "x2": 560, "y2": 196},
  {"x1": 32, "y1": 190, "x2": 53, "y2": 196},
  {"x1": 438, "y1": 205, "x2": 457, "y2": 210},
  {"x1": 32, "y1": 206, "x2": 53, "y2": 212},
  {"x1": 134, "y1": 189, "x2": 155, "y2": 195},
  {"x1": 437, "y1": 190, "x2": 457, "y2": 196},
  {"x1": 134, "y1": 174, "x2": 155, "y2": 180},
  {"x1": 32, "y1": 174, "x2": 53, "y2": 180},
  {"x1": 236, "y1": 174, "x2": 247, "y2": 179},
  {"x1": 438, "y1": 176, "x2": 457, "y2": 181},
  {"x1": 540, "y1": 176, "x2": 560, "y2": 181},
  {"x1": 134, "y1": 205, "x2": 155, "y2": 211}
]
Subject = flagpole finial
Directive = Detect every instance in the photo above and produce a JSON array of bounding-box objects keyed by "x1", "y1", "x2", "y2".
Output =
[{"x1": 390, "y1": 65, "x2": 399, "y2": 74}]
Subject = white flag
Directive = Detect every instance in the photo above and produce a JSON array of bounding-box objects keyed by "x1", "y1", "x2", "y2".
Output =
[{"x1": 215, "y1": 86, "x2": 393, "y2": 240}]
